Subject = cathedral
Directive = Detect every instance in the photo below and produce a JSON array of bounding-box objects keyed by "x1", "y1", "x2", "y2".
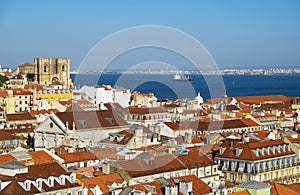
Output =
[{"x1": 34, "y1": 57, "x2": 72, "y2": 88}]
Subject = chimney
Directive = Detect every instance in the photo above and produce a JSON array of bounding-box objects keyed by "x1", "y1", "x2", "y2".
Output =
[
  {"x1": 72, "y1": 121, "x2": 76, "y2": 130},
  {"x1": 134, "y1": 126, "x2": 143, "y2": 137},
  {"x1": 179, "y1": 180, "x2": 192, "y2": 195},
  {"x1": 184, "y1": 132, "x2": 192, "y2": 144},
  {"x1": 102, "y1": 162, "x2": 111, "y2": 174}
]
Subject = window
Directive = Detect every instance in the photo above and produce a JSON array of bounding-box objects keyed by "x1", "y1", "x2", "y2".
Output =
[
  {"x1": 37, "y1": 180, "x2": 42, "y2": 188},
  {"x1": 62, "y1": 65, "x2": 65, "y2": 71},
  {"x1": 44, "y1": 65, "x2": 47, "y2": 72},
  {"x1": 50, "y1": 122, "x2": 53, "y2": 128},
  {"x1": 230, "y1": 173, "x2": 234, "y2": 182},
  {"x1": 238, "y1": 174, "x2": 242, "y2": 183},
  {"x1": 246, "y1": 174, "x2": 250, "y2": 181},
  {"x1": 19, "y1": 101, "x2": 22, "y2": 104},
  {"x1": 60, "y1": 176, "x2": 65, "y2": 185},
  {"x1": 206, "y1": 169, "x2": 210, "y2": 175},
  {"x1": 25, "y1": 181, "x2": 30, "y2": 190},
  {"x1": 270, "y1": 172, "x2": 273, "y2": 180},
  {"x1": 70, "y1": 174, "x2": 76, "y2": 183},
  {"x1": 25, "y1": 101, "x2": 27, "y2": 104}
]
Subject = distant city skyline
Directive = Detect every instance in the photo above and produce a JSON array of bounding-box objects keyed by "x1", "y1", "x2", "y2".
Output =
[{"x1": 0, "y1": 0, "x2": 299, "y2": 70}]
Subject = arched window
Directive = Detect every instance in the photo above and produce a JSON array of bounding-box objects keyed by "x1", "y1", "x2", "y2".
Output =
[
  {"x1": 62, "y1": 65, "x2": 65, "y2": 71},
  {"x1": 44, "y1": 65, "x2": 47, "y2": 73}
]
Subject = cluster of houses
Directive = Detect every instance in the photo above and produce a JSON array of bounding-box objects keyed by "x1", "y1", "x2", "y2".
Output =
[{"x1": 1, "y1": 63, "x2": 300, "y2": 194}]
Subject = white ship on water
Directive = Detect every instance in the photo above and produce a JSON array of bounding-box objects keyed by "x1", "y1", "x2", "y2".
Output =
[{"x1": 173, "y1": 72, "x2": 194, "y2": 82}]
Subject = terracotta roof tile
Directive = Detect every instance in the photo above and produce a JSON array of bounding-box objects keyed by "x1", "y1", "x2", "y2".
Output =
[
  {"x1": 0, "y1": 154, "x2": 16, "y2": 165},
  {"x1": 11, "y1": 88, "x2": 32, "y2": 96},
  {"x1": 100, "y1": 130, "x2": 134, "y2": 145},
  {"x1": 58, "y1": 151, "x2": 98, "y2": 163},
  {"x1": 163, "y1": 121, "x2": 193, "y2": 131},
  {"x1": 27, "y1": 150, "x2": 56, "y2": 165},
  {"x1": 177, "y1": 149, "x2": 216, "y2": 169},
  {"x1": 241, "y1": 118, "x2": 260, "y2": 126},
  {"x1": 169, "y1": 175, "x2": 212, "y2": 195},
  {"x1": 90, "y1": 147, "x2": 118, "y2": 160},
  {"x1": 133, "y1": 181, "x2": 163, "y2": 195},
  {"x1": 118, "y1": 153, "x2": 187, "y2": 178},
  {"x1": 124, "y1": 106, "x2": 167, "y2": 115},
  {"x1": 189, "y1": 119, "x2": 256, "y2": 132},
  {"x1": 0, "y1": 131, "x2": 23, "y2": 141},
  {"x1": 272, "y1": 182, "x2": 300, "y2": 195},
  {"x1": 216, "y1": 140, "x2": 294, "y2": 161},
  {"x1": 1, "y1": 71, "x2": 12, "y2": 77},
  {"x1": 0, "y1": 90, "x2": 8, "y2": 97},
  {"x1": 0, "y1": 180, "x2": 34, "y2": 195},
  {"x1": 6, "y1": 112, "x2": 36, "y2": 122},
  {"x1": 55, "y1": 110, "x2": 128, "y2": 129},
  {"x1": 30, "y1": 109, "x2": 59, "y2": 115},
  {"x1": 282, "y1": 183, "x2": 300, "y2": 194},
  {"x1": 228, "y1": 190, "x2": 251, "y2": 195},
  {"x1": 252, "y1": 130, "x2": 271, "y2": 140},
  {"x1": 0, "y1": 161, "x2": 71, "y2": 182},
  {"x1": 80, "y1": 173, "x2": 124, "y2": 194}
]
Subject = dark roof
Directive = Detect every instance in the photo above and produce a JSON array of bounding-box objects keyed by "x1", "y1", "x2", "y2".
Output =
[
  {"x1": 0, "y1": 160, "x2": 27, "y2": 169},
  {"x1": 189, "y1": 119, "x2": 250, "y2": 131},
  {"x1": 226, "y1": 105, "x2": 241, "y2": 111},
  {"x1": 6, "y1": 112, "x2": 36, "y2": 122},
  {"x1": 236, "y1": 180, "x2": 271, "y2": 190}
]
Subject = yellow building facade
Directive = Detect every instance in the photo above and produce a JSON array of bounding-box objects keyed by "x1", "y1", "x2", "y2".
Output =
[{"x1": 38, "y1": 89, "x2": 72, "y2": 103}]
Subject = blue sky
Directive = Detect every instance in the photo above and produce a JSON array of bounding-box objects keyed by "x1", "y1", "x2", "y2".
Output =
[{"x1": 0, "y1": 0, "x2": 299, "y2": 70}]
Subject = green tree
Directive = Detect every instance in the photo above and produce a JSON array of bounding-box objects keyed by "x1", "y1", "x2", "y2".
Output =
[{"x1": 0, "y1": 75, "x2": 9, "y2": 87}]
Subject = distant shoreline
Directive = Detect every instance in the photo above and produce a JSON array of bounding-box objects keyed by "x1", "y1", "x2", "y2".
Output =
[{"x1": 70, "y1": 71, "x2": 300, "y2": 76}]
